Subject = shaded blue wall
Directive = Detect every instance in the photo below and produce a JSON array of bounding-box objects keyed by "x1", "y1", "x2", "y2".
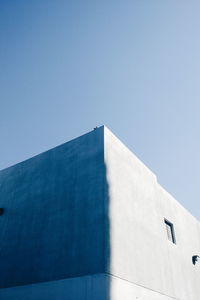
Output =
[
  {"x1": 0, "y1": 274, "x2": 109, "y2": 300},
  {"x1": 0, "y1": 127, "x2": 108, "y2": 288}
]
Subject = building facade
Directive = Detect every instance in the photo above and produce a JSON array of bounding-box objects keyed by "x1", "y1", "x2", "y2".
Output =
[{"x1": 0, "y1": 126, "x2": 200, "y2": 299}]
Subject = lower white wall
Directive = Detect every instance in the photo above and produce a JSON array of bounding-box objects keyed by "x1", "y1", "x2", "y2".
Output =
[
  {"x1": 110, "y1": 274, "x2": 176, "y2": 300},
  {"x1": 0, "y1": 273, "x2": 177, "y2": 300}
]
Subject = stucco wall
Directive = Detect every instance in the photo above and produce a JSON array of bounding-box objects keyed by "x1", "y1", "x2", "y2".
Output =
[
  {"x1": 0, "y1": 273, "x2": 177, "y2": 300},
  {"x1": 1, "y1": 126, "x2": 200, "y2": 299},
  {"x1": 0, "y1": 274, "x2": 109, "y2": 300},
  {"x1": 104, "y1": 127, "x2": 200, "y2": 300},
  {"x1": 0, "y1": 127, "x2": 108, "y2": 288}
]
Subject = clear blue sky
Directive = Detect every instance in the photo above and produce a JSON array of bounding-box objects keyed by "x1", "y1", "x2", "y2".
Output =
[{"x1": 1, "y1": 0, "x2": 200, "y2": 220}]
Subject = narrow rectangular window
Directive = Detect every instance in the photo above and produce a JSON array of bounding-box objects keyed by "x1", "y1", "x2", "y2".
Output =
[{"x1": 164, "y1": 219, "x2": 176, "y2": 244}]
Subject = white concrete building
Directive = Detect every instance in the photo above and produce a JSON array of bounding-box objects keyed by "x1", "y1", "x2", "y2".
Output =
[{"x1": 0, "y1": 126, "x2": 200, "y2": 299}]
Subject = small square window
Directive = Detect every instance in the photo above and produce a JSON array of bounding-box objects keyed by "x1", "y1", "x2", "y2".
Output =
[{"x1": 164, "y1": 219, "x2": 176, "y2": 244}]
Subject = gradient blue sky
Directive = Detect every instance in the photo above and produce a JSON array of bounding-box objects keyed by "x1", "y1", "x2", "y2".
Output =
[{"x1": 1, "y1": 0, "x2": 200, "y2": 219}]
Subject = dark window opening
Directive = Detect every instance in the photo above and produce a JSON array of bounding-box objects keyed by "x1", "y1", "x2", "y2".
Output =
[{"x1": 164, "y1": 219, "x2": 176, "y2": 244}]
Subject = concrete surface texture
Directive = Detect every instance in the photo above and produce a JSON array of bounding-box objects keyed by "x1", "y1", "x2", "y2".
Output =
[
  {"x1": 104, "y1": 127, "x2": 200, "y2": 300},
  {"x1": 0, "y1": 127, "x2": 108, "y2": 288},
  {"x1": 0, "y1": 126, "x2": 200, "y2": 299},
  {"x1": 0, "y1": 274, "x2": 109, "y2": 300}
]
